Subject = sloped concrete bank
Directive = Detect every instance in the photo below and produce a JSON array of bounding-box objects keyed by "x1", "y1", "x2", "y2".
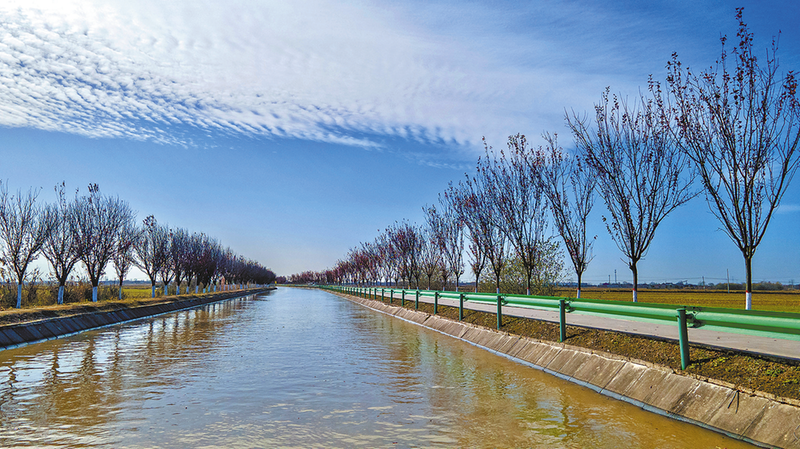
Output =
[
  {"x1": 337, "y1": 292, "x2": 800, "y2": 449},
  {"x1": 0, "y1": 288, "x2": 275, "y2": 351}
]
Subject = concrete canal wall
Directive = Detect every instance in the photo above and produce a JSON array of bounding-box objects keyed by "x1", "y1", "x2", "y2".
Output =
[
  {"x1": 0, "y1": 288, "x2": 275, "y2": 351},
  {"x1": 338, "y1": 292, "x2": 800, "y2": 449}
]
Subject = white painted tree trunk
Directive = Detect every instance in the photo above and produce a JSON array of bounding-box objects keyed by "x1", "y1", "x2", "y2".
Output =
[
  {"x1": 92, "y1": 286, "x2": 98, "y2": 302},
  {"x1": 58, "y1": 285, "x2": 65, "y2": 305},
  {"x1": 195, "y1": 285, "x2": 199, "y2": 294},
  {"x1": 119, "y1": 286, "x2": 123, "y2": 300},
  {"x1": 151, "y1": 285, "x2": 155, "y2": 298},
  {"x1": 16, "y1": 284, "x2": 22, "y2": 308},
  {"x1": 746, "y1": 291, "x2": 752, "y2": 310},
  {"x1": 576, "y1": 288, "x2": 581, "y2": 299},
  {"x1": 632, "y1": 289, "x2": 638, "y2": 302}
]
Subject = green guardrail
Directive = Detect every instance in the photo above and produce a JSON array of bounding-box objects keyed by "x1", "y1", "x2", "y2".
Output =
[{"x1": 321, "y1": 285, "x2": 800, "y2": 370}]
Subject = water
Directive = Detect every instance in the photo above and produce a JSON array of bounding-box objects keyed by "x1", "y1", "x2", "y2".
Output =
[{"x1": 0, "y1": 288, "x2": 753, "y2": 447}]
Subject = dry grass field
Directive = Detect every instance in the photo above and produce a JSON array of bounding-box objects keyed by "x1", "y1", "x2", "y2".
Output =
[{"x1": 556, "y1": 287, "x2": 800, "y2": 313}]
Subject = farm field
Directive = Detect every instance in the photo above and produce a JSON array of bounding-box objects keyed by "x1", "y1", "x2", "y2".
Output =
[{"x1": 557, "y1": 288, "x2": 800, "y2": 313}]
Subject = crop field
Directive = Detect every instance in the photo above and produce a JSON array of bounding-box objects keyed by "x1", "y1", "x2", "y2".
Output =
[{"x1": 556, "y1": 288, "x2": 800, "y2": 313}]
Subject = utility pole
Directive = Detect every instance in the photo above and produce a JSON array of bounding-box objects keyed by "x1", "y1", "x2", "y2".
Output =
[
  {"x1": 702, "y1": 276, "x2": 705, "y2": 290},
  {"x1": 614, "y1": 269, "x2": 617, "y2": 285},
  {"x1": 727, "y1": 269, "x2": 730, "y2": 294}
]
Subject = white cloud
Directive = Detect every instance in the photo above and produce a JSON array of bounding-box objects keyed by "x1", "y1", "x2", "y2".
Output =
[{"x1": 0, "y1": 0, "x2": 716, "y2": 158}]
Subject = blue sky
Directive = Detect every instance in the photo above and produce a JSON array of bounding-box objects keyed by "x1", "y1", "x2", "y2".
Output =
[{"x1": 0, "y1": 0, "x2": 798, "y2": 285}]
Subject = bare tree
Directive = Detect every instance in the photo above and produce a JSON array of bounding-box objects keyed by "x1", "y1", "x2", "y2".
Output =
[
  {"x1": 388, "y1": 221, "x2": 421, "y2": 289},
  {"x1": 42, "y1": 183, "x2": 81, "y2": 305},
  {"x1": 470, "y1": 153, "x2": 509, "y2": 293},
  {"x1": 196, "y1": 235, "x2": 222, "y2": 293},
  {"x1": 170, "y1": 227, "x2": 189, "y2": 294},
  {"x1": 157, "y1": 228, "x2": 175, "y2": 295},
  {"x1": 666, "y1": 9, "x2": 800, "y2": 309},
  {"x1": 417, "y1": 225, "x2": 440, "y2": 290},
  {"x1": 569, "y1": 89, "x2": 696, "y2": 302},
  {"x1": 424, "y1": 204, "x2": 450, "y2": 290},
  {"x1": 450, "y1": 180, "x2": 487, "y2": 293},
  {"x1": 439, "y1": 187, "x2": 465, "y2": 292},
  {"x1": 539, "y1": 132, "x2": 596, "y2": 298},
  {"x1": 111, "y1": 213, "x2": 139, "y2": 300},
  {"x1": 133, "y1": 215, "x2": 167, "y2": 298},
  {"x1": 72, "y1": 184, "x2": 135, "y2": 302},
  {"x1": 482, "y1": 135, "x2": 549, "y2": 296},
  {"x1": 0, "y1": 183, "x2": 50, "y2": 308}
]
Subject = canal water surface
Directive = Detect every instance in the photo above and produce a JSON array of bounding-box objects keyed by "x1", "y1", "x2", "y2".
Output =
[{"x1": 0, "y1": 287, "x2": 753, "y2": 447}]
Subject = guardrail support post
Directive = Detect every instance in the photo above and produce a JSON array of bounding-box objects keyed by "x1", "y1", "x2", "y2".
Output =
[
  {"x1": 559, "y1": 299, "x2": 567, "y2": 342},
  {"x1": 434, "y1": 291, "x2": 439, "y2": 315},
  {"x1": 497, "y1": 295, "x2": 502, "y2": 330},
  {"x1": 459, "y1": 293, "x2": 464, "y2": 321},
  {"x1": 677, "y1": 308, "x2": 690, "y2": 370},
  {"x1": 390, "y1": 289, "x2": 394, "y2": 304},
  {"x1": 401, "y1": 290, "x2": 405, "y2": 307},
  {"x1": 415, "y1": 290, "x2": 419, "y2": 310},
  {"x1": 381, "y1": 288, "x2": 385, "y2": 302}
]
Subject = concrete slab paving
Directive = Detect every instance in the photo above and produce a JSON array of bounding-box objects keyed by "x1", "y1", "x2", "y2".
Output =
[
  {"x1": 670, "y1": 381, "x2": 736, "y2": 424},
  {"x1": 743, "y1": 401, "x2": 800, "y2": 448},
  {"x1": 602, "y1": 362, "x2": 649, "y2": 397},
  {"x1": 570, "y1": 354, "x2": 626, "y2": 390},
  {"x1": 707, "y1": 391, "x2": 771, "y2": 437},
  {"x1": 546, "y1": 348, "x2": 588, "y2": 376},
  {"x1": 641, "y1": 372, "x2": 702, "y2": 411}
]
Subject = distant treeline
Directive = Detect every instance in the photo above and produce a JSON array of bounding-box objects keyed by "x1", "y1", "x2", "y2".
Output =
[{"x1": 0, "y1": 181, "x2": 275, "y2": 309}]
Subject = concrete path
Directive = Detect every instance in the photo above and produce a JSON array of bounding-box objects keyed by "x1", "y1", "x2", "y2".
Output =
[{"x1": 377, "y1": 291, "x2": 800, "y2": 362}]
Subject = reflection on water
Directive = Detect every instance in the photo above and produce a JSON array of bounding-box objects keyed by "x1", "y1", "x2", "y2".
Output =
[{"x1": 0, "y1": 288, "x2": 753, "y2": 448}]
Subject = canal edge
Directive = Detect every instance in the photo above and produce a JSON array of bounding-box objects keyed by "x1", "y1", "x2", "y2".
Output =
[
  {"x1": 0, "y1": 288, "x2": 276, "y2": 352},
  {"x1": 334, "y1": 291, "x2": 800, "y2": 449}
]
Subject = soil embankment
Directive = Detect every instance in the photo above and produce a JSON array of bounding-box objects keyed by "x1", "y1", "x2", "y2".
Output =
[{"x1": 0, "y1": 288, "x2": 274, "y2": 350}]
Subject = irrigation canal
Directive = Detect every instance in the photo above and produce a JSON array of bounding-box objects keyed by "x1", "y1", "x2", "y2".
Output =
[{"x1": 0, "y1": 288, "x2": 754, "y2": 447}]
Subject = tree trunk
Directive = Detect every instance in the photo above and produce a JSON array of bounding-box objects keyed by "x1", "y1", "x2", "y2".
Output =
[
  {"x1": 151, "y1": 281, "x2": 156, "y2": 298},
  {"x1": 526, "y1": 270, "x2": 532, "y2": 296},
  {"x1": 16, "y1": 283, "x2": 22, "y2": 309},
  {"x1": 118, "y1": 278, "x2": 124, "y2": 300},
  {"x1": 58, "y1": 285, "x2": 65, "y2": 305},
  {"x1": 631, "y1": 262, "x2": 638, "y2": 302},
  {"x1": 92, "y1": 285, "x2": 98, "y2": 302},
  {"x1": 745, "y1": 255, "x2": 753, "y2": 310},
  {"x1": 576, "y1": 271, "x2": 582, "y2": 299}
]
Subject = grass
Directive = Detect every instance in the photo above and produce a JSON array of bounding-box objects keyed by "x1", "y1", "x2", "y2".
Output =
[
  {"x1": 366, "y1": 292, "x2": 800, "y2": 403},
  {"x1": 555, "y1": 287, "x2": 800, "y2": 313},
  {"x1": 0, "y1": 286, "x2": 265, "y2": 326}
]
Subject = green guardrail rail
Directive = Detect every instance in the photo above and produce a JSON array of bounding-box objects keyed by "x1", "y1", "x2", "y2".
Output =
[{"x1": 320, "y1": 284, "x2": 800, "y2": 370}]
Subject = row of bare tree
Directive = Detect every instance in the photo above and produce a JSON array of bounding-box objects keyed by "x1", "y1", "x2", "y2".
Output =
[
  {"x1": 293, "y1": 13, "x2": 799, "y2": 310},
  {"x1": 290, "y1": 135, "x2": 566, "y2": 296},
  {"x1": 0, "y1": 182, "x2": 276, "y2": 308}
]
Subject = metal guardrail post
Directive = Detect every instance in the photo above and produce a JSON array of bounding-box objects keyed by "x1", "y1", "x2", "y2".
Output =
[
  {"x1": 459, "y1": 293, "x2": 464, "y2": 321},
  {"x1": 401, "y1": 290, "x2": 405, "y2": 307},
  {"x1": 677, "y1": 308, "x2": 690, "y2": 370},
  {"x1": 497, "y1": 295, "x2": 502, "y2": 329},
  {"x1": 415, "y1": 290, "x2": 419, "y2": 310},
  {"x1": 434, "y1": 291, "x2": 439, "y2": 315},
  {"x1": 559, "y1": 299, "x2": 567, "y2": 342},
  {"x1": 381, "y1": 288, "x2": 385, "y2": 302},
  {"x1": 390, "y1": 289, "x2": 394, "y2": 304}
]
